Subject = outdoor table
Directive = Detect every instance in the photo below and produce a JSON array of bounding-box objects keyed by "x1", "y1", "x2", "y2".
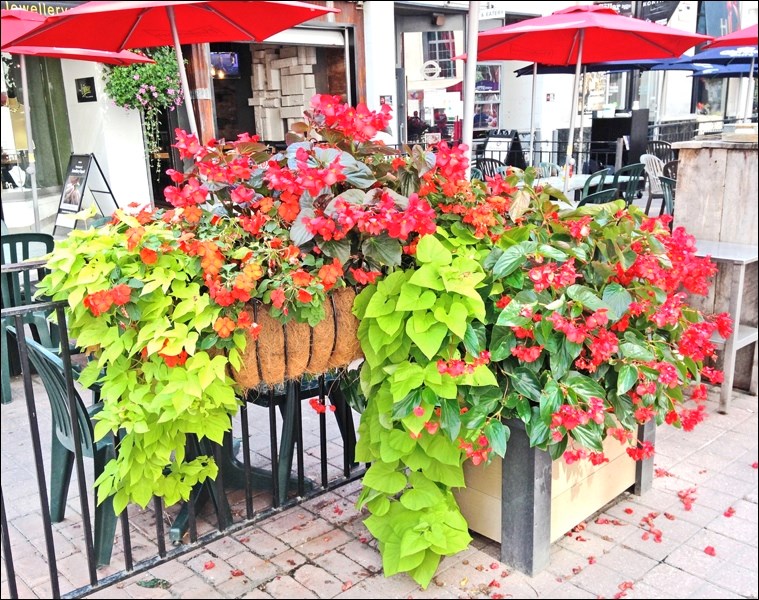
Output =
[{"x1": 694, "y1": 240, "x2": 758, "y2": 414}]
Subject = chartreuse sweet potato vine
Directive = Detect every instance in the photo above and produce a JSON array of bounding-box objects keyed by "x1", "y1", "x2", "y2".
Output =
[
  {"x1": 353, "y1": 167, "x2": 728, "y2": 588},
  {"x1": 39, "y1": 217, "x2": 239, "y2": 512}
]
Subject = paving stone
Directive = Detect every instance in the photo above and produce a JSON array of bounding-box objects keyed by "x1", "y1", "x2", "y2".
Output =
[
  {"x1": 293, "y1": 563, "x2": 345, "y2": 597},
  {"x1": 316, "y1": 549, "x2": 375, "y2": 583},
  {"x1": 240, "y1": 526, "x2": 292, "y2": 559},
  {"x1": 337, "y1": 540, "x2": 382, "y2": 573},
  {"x1": 263, "y1": 574, "x2": 318, "y2": 598},
  {"x1": 685, "y1": 581, "x2": 746, "y2": 598},
  {"x1": 563, "y1": 561, "x2": 631, "y2": 598},
  {"x1": 596, "y1": 545, "x2": 658, "y2": 580},
  {"x1": 121, "y1": 580, "x2": 174, "y2": 599},
  {"x1": 705, "y1": 512, "x2": 759, "y2": 545},
  {"x1": 638, "y1": 563, "x2": 709, "y2": 597},
  {"x1": 297, "y1": 528, "x2": 352, "y2": 560},
  {"x1": 683, "y1": 529, "x2": 759, "y2": 572},
  {"x1": 161, "y1": 576, "x2": 226, "y2": 598},
  {"x1": 226, "y1": 551, "x2": 280, "y2": 588},
  {"x1": 703, "y1": 561, "x2": 758, "y2": 597},
  {"x1": 239, "y1": 588, "x2": 274, "y2": 599},
  {"x1": 269, "y1": 547, "x2": 308, "y2": 573}
]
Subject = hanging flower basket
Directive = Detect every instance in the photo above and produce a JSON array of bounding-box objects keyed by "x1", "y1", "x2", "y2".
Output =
[{"x1": 233, "y1": 287, "x2": 362, "y2": 388}]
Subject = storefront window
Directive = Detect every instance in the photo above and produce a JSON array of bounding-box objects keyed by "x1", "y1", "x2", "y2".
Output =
[
  {"x1": 1, "y1": 53, "x2": 71, "y2": 190},
  {"x1": 423, "y1": 31, "x2": 456, "y2": 79},
  {"x1": 474, "y1": 64, "x2": 500, "y2": 131}
]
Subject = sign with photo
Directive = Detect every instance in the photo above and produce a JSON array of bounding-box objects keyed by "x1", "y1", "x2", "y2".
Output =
[{"x1": 75, "y1": 77, "x2": 97, "y2": 103}]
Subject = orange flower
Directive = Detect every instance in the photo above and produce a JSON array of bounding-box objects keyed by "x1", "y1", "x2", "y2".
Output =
[
  {"x1": 110, "y1": 284, "x2": 132, "y2": 306},
  {"x1": 317, "y1": 258, "x2": 343, "y2": 291},
  {"x1": 297, "y1": 289, "x2": 313, "y2": 303},
  {"x1": 140, "y1": 247, "x2": 158, "y2": 265},
  {"x1": 213, "y1": 316, "x2": 236, "y2": 338},
  {"x1": 282, "y1": 245, "x2": 300, "y2": 261},
  {"x1": 270, "y1": 288, "x2": 286, "y2": 309},
  {"x1": 160, "y1": 350, "x2": 188, "y2": 367},
  {"x1": 182, "y1": 204, "x2": 202, "y2": 224},
  {"x1": 82, "y1": 289, "x2": 113, "y2": 317},
  {"x1": 126, "y1": 226, "x2": 145, "y2": 251},
  {"x1": 291, "y1": 269, "x2": 312, "y2": 287}
]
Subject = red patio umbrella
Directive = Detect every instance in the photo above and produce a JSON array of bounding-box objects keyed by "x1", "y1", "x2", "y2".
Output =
[
  {"x1": 9, "y1": 1, "x2": 340, "y2": 136},
  {"x1": 704, "y1": 23, "x2": 758, "y2": 49},
  {"x1": 474, "y1": 5, "x2": 712, "y2": 191},
  {"x1": 1, "y1": 9, "x2": 155, "y2": 232},
  {"x1": 1, "y1": 9, "x2": 154, "y2": 63}
]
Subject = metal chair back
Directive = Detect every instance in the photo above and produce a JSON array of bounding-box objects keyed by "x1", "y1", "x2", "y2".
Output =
[{"x1": 577, "y1": 188, "x2": 619, "y2": 206}]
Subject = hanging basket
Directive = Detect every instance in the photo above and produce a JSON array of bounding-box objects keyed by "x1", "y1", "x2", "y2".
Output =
[{"x1": 232, "y1": 287, "x2": 363, "y2": 388}]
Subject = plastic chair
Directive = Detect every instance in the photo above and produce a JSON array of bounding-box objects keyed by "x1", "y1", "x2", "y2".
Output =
[
  {"x1": 538, "y1": 161, "x2": 561, "y2": 177},
  {"x1": 475, "y1": 157, "x2": 507, "y2": 178},
  {"x1": 663, "y1": 160, "x2": 679, "y2": 180},
  {"x1": 11, "y1": 331, "x2": 118, "y2": 566},
  {"x1": 607, "y1": 162, "x2": 645, "y2": 206},
  {"x1": 640, "y1": 154, "x2": 665, "y2": 215},
  {"x1": 645, "y1": 140, "x2": 675, "y2": 164},
  {"x1": 659, "y1": 175, "x2": 676, "y2": 221},
  {"x1": 577, "y1": 188, "x2": 619, "y2": 207},
  {"x1": 1, "y1": 233, "x2": 56, "y2": 404},
  {"x1": 581, "y1": 168, "x2": 610, "y2": 201}
]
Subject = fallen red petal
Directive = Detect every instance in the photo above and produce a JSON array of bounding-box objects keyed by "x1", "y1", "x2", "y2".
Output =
[
  {"x1": 572, "y1": 566, "x2": 583, "y2": 575},
  {"x1": 624, "y1": 508, "x2": 634, "y2": 515},
  {"x1": 488, "y1": 579, "x2": 501, "y2": 588},
  {"x1": 203, "y1": 561, "x2": 215, "y2": 570},
  {"x1": 230, "y1": 569, "x2": 244, "y2": 577},
  {"x1": 341, "y1": 581, "x2": 353, "y2": 592},
  {"x1": 664, "y1": 512, "x2": 676, "y2": 521},
  {"x1": 704, "y1": 546, "x2": 717, "y2": 556},
  {"x1": 619, "y1": 581, "x2": 634, "y2": 591},
  {"x1": 724, "y1": 507, "x2": 736, "y2": 517},
  {"x1": 588, "y1": 555, "x2": 596, "y2": 564},
  {"x1": 752, "y1": 462, "x2": 758, "y2": 469},
  {"x1": 490, "y1": 562, "x2": 500, "y2": 570}
]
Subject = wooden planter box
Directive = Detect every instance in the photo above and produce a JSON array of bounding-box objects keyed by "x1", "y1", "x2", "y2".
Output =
[{"x1": 454, "y1": 420, "x2": 655, "y2": 576}]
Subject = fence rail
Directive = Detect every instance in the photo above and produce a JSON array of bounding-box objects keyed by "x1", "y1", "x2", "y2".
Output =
[{"x1": 1, "y1": 261, "x2": 364, "y2": 599}]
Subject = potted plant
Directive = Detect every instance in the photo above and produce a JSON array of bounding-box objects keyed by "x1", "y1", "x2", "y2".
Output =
[
  {"x1": 102, "y1": 46, "x2": 184, "y2": 160},
  {"x1": 351, "y1": 159, "x2": 730, "y2": 586},
  {"x1": 38, "y1": 98, "x2": 728, "y2": 589}
]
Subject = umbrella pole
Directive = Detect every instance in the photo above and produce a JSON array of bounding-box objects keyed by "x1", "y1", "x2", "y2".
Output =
[
  {"x1": 564, "y1": 30, "x2": 584, "y2": 194},
  {"x1": 654, "y1": 70, "x2": 666, "y2": 140},
  {"x1": 744, "y1": 57, "x2": 755, "y2": 123},
  {"x1": 462, "y1": 0, "x2": 480, "y2": 178},
  {"x1": 528, "y1": 63, "x2": 536, "y2": 166},
  {"x1": 20, "y1": 55, "x2": 41, "y2": 233},
  {"x1": 577, "y1": 66, "x2": 587, "y2": 174},
  {"x1": 167, "y1": 6, "x2": 199, "y2": 138}
]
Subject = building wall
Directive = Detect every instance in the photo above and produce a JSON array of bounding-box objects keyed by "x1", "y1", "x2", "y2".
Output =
[{"x1": 59, "y1": 60, "x2": 152, "y2": 208}]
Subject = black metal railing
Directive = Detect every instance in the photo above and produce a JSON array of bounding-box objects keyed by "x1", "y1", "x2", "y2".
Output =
[{"x1": 1, "y1": 260, "x2": 364, "y2": 599}]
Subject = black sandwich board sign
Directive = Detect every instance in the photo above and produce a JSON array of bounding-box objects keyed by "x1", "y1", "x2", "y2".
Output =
[{"x1": 54, "y1": 154, "x2": 118, "y2": 235}]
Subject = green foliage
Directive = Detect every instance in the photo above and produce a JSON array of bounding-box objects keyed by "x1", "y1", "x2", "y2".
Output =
[{"x1": 353, "y1": 163, "x2": 724, "y2": 587}]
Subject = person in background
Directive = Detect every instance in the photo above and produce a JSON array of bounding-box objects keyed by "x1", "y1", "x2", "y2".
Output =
[
  {"x1": 407, "y1": 111, "x2": 426, "y2": 142},
  {"x1": 435, "y1": 110, "x2": 450, "y2": 139},
  {"x1": 473, "y1": 106, "x2": 489, "y2": 128}
]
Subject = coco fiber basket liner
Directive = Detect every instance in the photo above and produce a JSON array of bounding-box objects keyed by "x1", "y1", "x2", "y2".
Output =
[{"x1": 233, "y1": 287, "x2": 362, "y2": 388}]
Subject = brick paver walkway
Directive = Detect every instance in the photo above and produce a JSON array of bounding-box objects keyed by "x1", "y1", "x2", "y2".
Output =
[{"x1": 68, "y1": 387, "x2": 758, "y2": 599}]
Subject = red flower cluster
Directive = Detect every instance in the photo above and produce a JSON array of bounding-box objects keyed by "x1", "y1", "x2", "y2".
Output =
[
  {"x1": 83, "y1": 284, "x2": 132, "y2": 317},
  {"x1": 437, "y1": 350, "x2": 491, "y2": 376}
]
